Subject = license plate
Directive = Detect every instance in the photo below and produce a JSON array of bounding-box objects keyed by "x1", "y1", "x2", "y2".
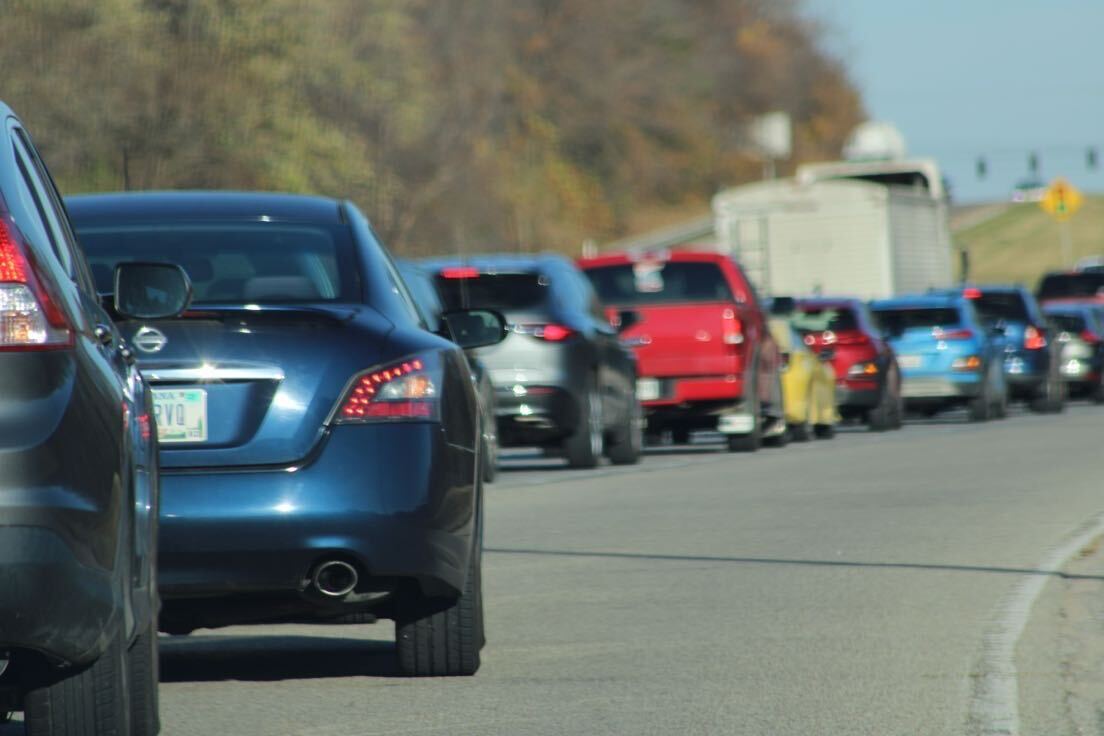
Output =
[
  {"x1": 897, "y1": 354, "x2": 922, "y2": 369},
  {"x1": 636, "y1": 378, "x2": 661, "y2": 401},
  {"x1": 152, "y1": 389, "x2": 208, "y2": 443}
]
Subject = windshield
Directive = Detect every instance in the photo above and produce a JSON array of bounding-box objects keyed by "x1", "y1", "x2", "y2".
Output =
[
  {"x1": 76, "y1": 222, "x2": 360, "y2": 304},
  {"x1": 584, "y1": 262, "x2": 734, "y2": 305},
  {"x1": 1047, "y1": 312, "x2": 1088, "y2": 333},
  {"x1": 434, "y1": 273, "x2": 549, "y2": 311},
  {"x1": 872, "y1": 307, "x2": 962, "y2": 333}
]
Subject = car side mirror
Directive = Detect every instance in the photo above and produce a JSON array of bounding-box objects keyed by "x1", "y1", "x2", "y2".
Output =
[
  {"x1": 114, "y1": 262, "x2": 192, "y2": 320},
  {"x1": 440, "y1": 308, "x2": 508, "y2": 349},
  {"x1": 614, "y1": 309, "x2": 641, "y2": 333}
]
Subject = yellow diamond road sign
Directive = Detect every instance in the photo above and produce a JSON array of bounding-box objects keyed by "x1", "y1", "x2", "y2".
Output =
[{"x1": 1040, "y1": 177, "x2": 1083, "y2": 220}]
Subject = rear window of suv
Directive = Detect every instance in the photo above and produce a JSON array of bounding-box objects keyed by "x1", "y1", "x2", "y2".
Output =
[
  {"x1": 77, "y1": 221, "x2": 360, "y2": 303},
  {"x1": 1038, "y1": 273, "x2": 1104, "y2": 301},
  {"x1": 872, "y1": 307, "x2": 962, "y2": 333},
  {"x1": 792, "y1": 307, "x2": 860, "y2": 333},
  {"x1": 967, "y1": 292, "x2": 1030, "y2": 323},
  {"x1": 434, "y1": 273, "x2": 550, "y2": 311},
  {"x1": 1047, "y1": 313, "x2": 1088, "y2": 333},
  {"x1": 584, "y1": 262, "x2": 734, "y2": 305}
]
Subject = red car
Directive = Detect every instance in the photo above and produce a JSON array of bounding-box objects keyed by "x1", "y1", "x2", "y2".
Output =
[
  {"x1": 579, "y1": 251, "x2": 784, "y2": 451},
  {"x1": 791, "y1": 298, "x2": 903, "y2": 431}
]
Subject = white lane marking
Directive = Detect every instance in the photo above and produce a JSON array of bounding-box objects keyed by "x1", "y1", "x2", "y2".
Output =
[{"x1": 969, "y1": 513, "x2": 1104, "y2": 735}]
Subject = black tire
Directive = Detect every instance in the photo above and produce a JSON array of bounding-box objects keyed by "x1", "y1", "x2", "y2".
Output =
[
  {"x1": 814, "y1": 423, "x2": 836, "y2": 440},
  {"x1": 1029, "y1": 376, "x2": 1064, "y2": 413},
  {"x1": 606, "y1": 401, "x2": 642, "y2": 465},
  {"x1": 763, "y1": 423, "x2": 789, "y2": 448},
  {"x1": 25, "y1": 631, "x2": 129, "y2": 736},
  {"x1": 481, "y1": 436, "x2": 497, "y2": 484},
  {"x1": 992, "y1": 384, "x2": 1009, "y2": 419},
  {"x1": 867, "y1": 384, "x2": 895, "y2": 432},
  {"x1": 1092, "y1": 377, "x2": 1104, "y2": 404},
  {"x1": 128, "y1": 625, "x2": 160, "y2": 736},
  {"x1": 563, "y1": 383, "x2": 602, "y2": 469},
  {"x1": 968, "y1": 381, "x2": 991, "y2": 423},
  {"x1": 788, "y1": 421, "x2": 812, "y2": 442},
  {"x1": 395, "y1": 553, "x2": 483, "y2": 677}
]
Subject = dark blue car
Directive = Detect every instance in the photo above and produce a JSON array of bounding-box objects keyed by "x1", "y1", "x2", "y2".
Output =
[
  {"x1": 68, "y1": 191, "x2": 505, "y2": 677},
  {"x1": 870, "y1": 293, "x2": 1008, "y2": 421}
]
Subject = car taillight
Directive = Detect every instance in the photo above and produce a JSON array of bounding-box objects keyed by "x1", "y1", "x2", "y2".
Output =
[
  {"x1": 333, "y1": 355, "x2": 440, "y2": 423},
  {"x1": 0, "y1": 217, "x2": 72, "y2": 350},
  {"x1": 932, "y1": 327, "x2": 974, "y2": 340},
  {"x1": 1024, "y1": 325, "x2": 1047, "y2": 350},
  {"x1": 722, "y1": 308, "x2": 744, "y2": 346},
  {"x1": 847, "y1": 361, "x2": 879, "y2": 377},
  {"x1": 1081, "y1": 329, "x2": 1101, "y2": 345},
  {"x1": 516, "y1": 323, "x2": 576, "y2": 342},
  {"x1": 833, "y1": 331, "x2": 871, "y2": 346}
]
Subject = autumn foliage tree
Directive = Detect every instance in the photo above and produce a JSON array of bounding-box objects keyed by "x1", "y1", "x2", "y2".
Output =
[{"x1": 0, "y1": 0, "x2": 864, "y2": 255}]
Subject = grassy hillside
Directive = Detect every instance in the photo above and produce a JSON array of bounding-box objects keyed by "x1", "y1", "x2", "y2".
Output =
[{"x1": 955, "y1": 196, "x2": 1104, "y2": 287}]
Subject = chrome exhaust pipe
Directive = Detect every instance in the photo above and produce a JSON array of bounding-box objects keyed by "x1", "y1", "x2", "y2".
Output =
[{"x1": 311, "y1": 560, "x2": 358, "y2": 598}]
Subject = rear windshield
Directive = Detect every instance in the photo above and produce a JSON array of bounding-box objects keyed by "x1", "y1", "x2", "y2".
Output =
[
  {"x1": 872, "y1": 307, "x2": 962, "y2": 333},
  {"x1": 1038, "y1": 273, "x2": 1104, "y2": 301},
  {"x1": 434, "y1": 273, "x2": 549, "y2": 311},
  {"x1": 76, "y1": 222, "x2": 360, "y2": 304},
  {"x1": 584, "y1": 262, "x2": 734, "y2": 306},
  {"x1": 967, "y1": 292, "x2": 1030, "y2": 323},
  {"x1": 1047, "y1": 313, "x2": 1088, "y2": 333},
  {"x1": 792, "y1": 307, "x2": 860, "y2": 333}
]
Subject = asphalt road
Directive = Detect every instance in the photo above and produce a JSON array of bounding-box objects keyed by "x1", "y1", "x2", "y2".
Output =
[{"x1": 18, "y1": 405, "x2": 1104, "y2": 735}]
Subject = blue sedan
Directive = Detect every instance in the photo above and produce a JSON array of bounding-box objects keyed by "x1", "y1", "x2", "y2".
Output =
[
  {"x1": 870, "y1": 294, "x2": 1008, "y2": 421},
  {"x1": 68, "y1": 191, "x2": 504, "y2": 676}
]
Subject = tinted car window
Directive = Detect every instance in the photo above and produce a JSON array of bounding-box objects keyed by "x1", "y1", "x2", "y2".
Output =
[
  {"x1": 76, "y1": 222, "x2": 360, "y2": 303},
  {"x1": 584, "y1": 262, "x2": 734, "y2": 305},
  {"x1": 968, "y1": 292, "x2": 1029, "y2": 323},
  {"x1": 1038, "y1": 273, "x2": 1104, "y2": 300},
  {"x1": 435, "y1": 273, "x2": 550, "y2": 311},
  {"x1": 872, "y1": 307, "x2": 962, "y2": 332}
]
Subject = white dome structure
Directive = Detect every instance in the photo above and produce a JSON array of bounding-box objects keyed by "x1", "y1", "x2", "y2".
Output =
[{"x1": 843, "y1": 121, "x2": 907, "y2": 162}]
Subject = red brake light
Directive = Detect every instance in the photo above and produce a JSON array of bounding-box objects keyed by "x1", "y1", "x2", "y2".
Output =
[
  {"x1": 0, "y1": 217, "x2": 72, "y2": 350},
  {"x1": 932, "y1": 327, "x2": 975, "y2": 340},
  {"x1": 1080, "y1": 329, "x2": 1100, "y2": 344},
  {"x1": 1024, "y1": 325, "x2": 1047, "y2": 350},
  {"x1": 334, "y1": 356, "x2": 440, "y2": 422},
  {"x1": 722, "y1": 308, "x2": 744, "y2": 346},
  {"x1": 963, "y1": 287, "x2": 982, "y2": 299},
  {"x1": 440, "y1": 267, "x2": 480, "y2": 280}
]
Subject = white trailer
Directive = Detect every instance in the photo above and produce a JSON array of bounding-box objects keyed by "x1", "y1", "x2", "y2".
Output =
[{"x1": 711, "y1": 160, "x2": 954, "y2": 299}]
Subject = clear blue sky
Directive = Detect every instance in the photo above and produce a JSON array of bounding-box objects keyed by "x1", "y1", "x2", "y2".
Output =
[{"x1": 807, "y1": 0, "x2": 1104, "y2": 203}]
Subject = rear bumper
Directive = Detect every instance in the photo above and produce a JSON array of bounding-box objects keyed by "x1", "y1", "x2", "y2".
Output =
[
  {"x1": 158, "y1": 423, "x2": 477, "y2": 603},
  {"x1": 641, "y1": 375, "x2": 745, "y2": 408},
  {"x1": 1003, "y1": 351, "x2": 1048, "y2": 389},
  {"x1": 836, "y1": 382, "x2": 881, "y2": 409},
  {"x1": 494, "y1": 386, "x2": 580, "y2": 444},
  {"x1": 900, "y1": 374, "x2": 981, "y2": 400},
  {"x1": 0, "y1": 527, "x2": 116, "y2": 665},
  {"x1": 639, "y1": 376, "x2": 750, "y2": 433}
]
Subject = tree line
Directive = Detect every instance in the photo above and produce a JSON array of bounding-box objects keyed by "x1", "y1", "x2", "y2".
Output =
[{"x1": 1, "y1": 0, "x2": 864, "y2": 255}]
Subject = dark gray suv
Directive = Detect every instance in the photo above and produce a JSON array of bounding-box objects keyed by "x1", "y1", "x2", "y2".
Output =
[
  {"x1": 421, "y1": 254, "x2": 641, "y2": 468},
  {"x1": 0, "y1": 102, "x2": 187, "y2": 734}
]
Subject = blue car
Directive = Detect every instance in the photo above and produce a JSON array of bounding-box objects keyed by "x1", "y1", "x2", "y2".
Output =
[
  {"x1": 68, "y1": 191, "x2": 506, "y2": 677},
  {"x1": 870, "y1": 294, "x2": 1008, "y2": 421},
  {"x1": 934, "y1": 285, "x2": 1065, "y2": 412}
]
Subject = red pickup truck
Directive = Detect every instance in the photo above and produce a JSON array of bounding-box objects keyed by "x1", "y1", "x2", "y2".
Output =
[{"x1": 579, "y1": 250, "x2": 784, "y2": 451}]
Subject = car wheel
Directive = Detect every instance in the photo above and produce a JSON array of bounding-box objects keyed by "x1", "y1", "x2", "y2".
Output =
[
  {"x1": 395, "y1": 551, "x2": 483, "y2": 677},
  {"x1": 606, "y1": 401, "x2": 642, "y2": 465},
  {"x1": 25, "y1": 630, "x2": 128, "y2": 736},
  {"x1": 727, "y1": 383, "x2": 761, "y2": 453},
  {"x1": 1030, "y1": 376, "x2": 1063, "y2": 413},
  {"x1": 481, "y1": 436, "x2": 498, "y2": 484},
  {"x1": 814, "y1": 423, "x2": 836, "y2": 439},
  {"x1": 968, "y1": 380, "x2": 991, "y2": 423},
  {"x1": 1092, "y1": 376, "x2": 1104, "y2": 404},
  {"x1": 867, "y1": 384, "x2": 895, "y2": 431},
  {"x1": 128, "y1": 624, "x2": 160, "y2": 736},
  {"x1": 563, "y1": 383, "x2": 602, "y2": 469}
]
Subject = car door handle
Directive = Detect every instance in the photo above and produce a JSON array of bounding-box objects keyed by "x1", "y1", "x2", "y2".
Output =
[{"x1": 93, "y1": 324, "x2": 114, "y2": 346}]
